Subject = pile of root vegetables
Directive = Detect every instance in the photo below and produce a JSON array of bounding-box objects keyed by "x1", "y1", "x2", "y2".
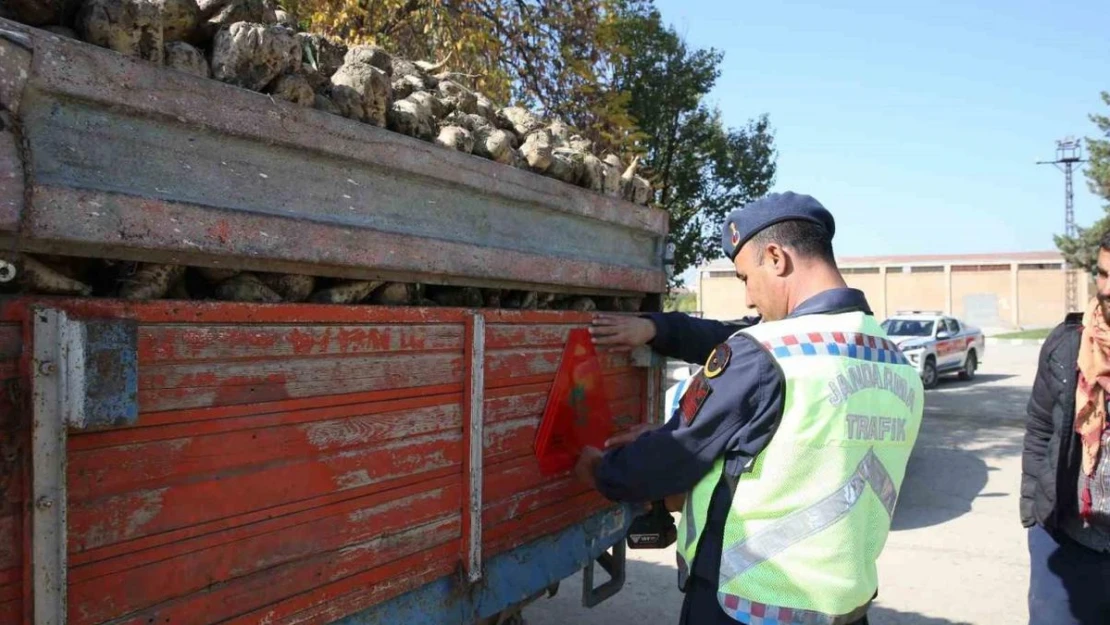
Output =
[
  {"x1": 0, "y1": 254, "x2": 647, "y2": 312},
  {"x1": 0, "y1": 0, "x2": 653, "y2": 204}
]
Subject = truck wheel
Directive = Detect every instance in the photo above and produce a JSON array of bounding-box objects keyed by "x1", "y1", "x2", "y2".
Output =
[
  {"x1": 959, "y1": 350, "x2": 977, "y2": 381},
  {"x1": 922, "y1": 357, "x2": 939, "y2": 390}
]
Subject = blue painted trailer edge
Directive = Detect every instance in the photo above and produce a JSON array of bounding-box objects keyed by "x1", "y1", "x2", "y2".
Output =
[{"x1": 336, "y1": 503, "x2": 639, "y2": 625}]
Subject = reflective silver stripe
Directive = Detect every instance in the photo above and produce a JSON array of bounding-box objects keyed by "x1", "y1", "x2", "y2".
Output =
[{"x1": 719, "y1": 449, "x2": 897, "y2": 582}]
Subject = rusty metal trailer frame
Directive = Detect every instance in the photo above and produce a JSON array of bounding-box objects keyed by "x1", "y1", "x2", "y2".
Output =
[
  {"x1": 0, "y1": 16, "x2": 672, "y2": 625},
  {"x1": 0, "y1": 18, "x2": 669, "y2": 298}
]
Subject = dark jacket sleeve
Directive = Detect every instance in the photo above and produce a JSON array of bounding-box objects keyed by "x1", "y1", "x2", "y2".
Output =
[
  {"x1": 1020, "y1": 322, "x2": 1071, "y2": 527},
  {"x1": 592, "y1": 335, "x2": 784, "y2": 503},
  {"x1": 644, "y1": 312, "x2": 760, "y2": 365}
]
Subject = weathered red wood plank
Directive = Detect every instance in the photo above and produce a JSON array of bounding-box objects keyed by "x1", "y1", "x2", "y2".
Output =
[
  {"x1": 107, "y1": 517, "x2": 460, "y2": 625},
  {"x1": 139, "y1": 324, "x2": 463, "y2": 363},
  {"x1": 0, "y1": 518, "x2": 19, "y2": 573},
  {"x1": 71, "y1": 389, "x2": 462, "y2": 451},
  {"x1": 0, "y1": 327, "x2": 20, "y2": 361},
  {"x1": 484, "y1": 457, "x2": 554, "y2": 504},
  {"x1": 481, "y1": 310, "x2": 599, "y2": 324},
  {"x1": 71, "y1": 485, "x2": 460, "y2": 625},
  {"x1": 68, "y1": 400, "x2": 462, "y2": 501},
  {"x1": 484, "y1": 348, "x2": 630, "y2": 383},
  {"x1": 142, "y1": 352, "x2": 462, "y2": 391},
  {"x1": 483, "y1": 395, "x2": 642, "y2": 464},
  {"x1": 0, "y1": 298, "x2": 469, "y2": 325},
  {"x1": 139, "y1": 352, "x2": 463, "y2": 411},
  {"x1": 72, "y1": 384, "x2": 463, "y2": 446},
  {"x1": 0, "y1": 598, "x2": 16, "y2": 625},
  {"x1": 68, "y1": 431, "x2": 463, "y2": 552},
  {"x1": 482, "y1": 477, "x2": 589, "y2": 529},
  {"x1": 69, "y1": 465, "x2": 460, "y2": 569},
  {"x1": 70, "y1": 475, "x2": 458, "y2": 583},
  {"x1": 224, "y1": 541, "x2": 459, "y2": 625},
  {"x1": 484, "y1": 491, "x2": 613, "y2": 556},
  {"x1": 482, "y1": 371, "x2": 641, "y2": 425},
  {"x1": 486, "y1": 324, "x2": 579, "y2": 349}
]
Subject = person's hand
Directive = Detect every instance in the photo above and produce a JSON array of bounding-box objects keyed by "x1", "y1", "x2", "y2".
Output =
[
  {"x1": 574, "y1": 446, "x2": 603, "y2": 487},
  {"x1": 664, "y1": 493, "x2": 686, "y2": 512},
  {"x1": 604, "y1": 423, "x2": 656, "y2": 449},
  {"x1": 589, "y1": 314, "x2": 656, "y2": 350}
]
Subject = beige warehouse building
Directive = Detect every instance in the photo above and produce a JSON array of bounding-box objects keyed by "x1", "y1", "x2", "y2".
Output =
[{"x1": 695, "y1": 251, "x2": 1092, "y2": 333}]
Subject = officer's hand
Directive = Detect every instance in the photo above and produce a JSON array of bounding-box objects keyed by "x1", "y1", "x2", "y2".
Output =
[
  {"x1": 590, "y1": 315, "x2": 656, "y2": 350},
  {"x1": 664, "y1": 493, "x2": 686, "y2": 512},
  {"x1": 574, "y1": 446, "x2": 603, "y2": 488},
  {"x1": 604, "y1": 423, "x2": 656, "y2": 448}
]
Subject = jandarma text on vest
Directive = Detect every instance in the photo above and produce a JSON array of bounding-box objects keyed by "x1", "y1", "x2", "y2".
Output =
[
  {"x1": 826, "y1": 363, "x2": 917, "y2": 410},
  {"x1": 845, "y1": 414, "x2": 908, "y2": 442}
]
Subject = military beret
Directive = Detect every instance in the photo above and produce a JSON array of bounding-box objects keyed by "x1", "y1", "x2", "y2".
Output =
[{"x1": 721, "y1": 191, "x2": 835, "y2": 260}]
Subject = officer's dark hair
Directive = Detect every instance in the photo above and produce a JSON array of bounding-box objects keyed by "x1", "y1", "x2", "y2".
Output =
[
  {"x1": 751, "y1": 219, "x2": 836, "y2": 265},
  {"x1": 1099, "y1": 228, "x2": 1110, "y2": 252}
]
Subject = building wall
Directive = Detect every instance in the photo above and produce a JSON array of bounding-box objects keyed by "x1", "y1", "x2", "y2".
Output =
[
  {"x1": 885, "y1": 268, "x2": 946, "y2": 318},
  {"x1": 843, "y1": 271, "x2": 884, "y2": 315},
  {"x1": 696, "y1": 254, "x2": 1086, "y2": 330},
  {"x1": 698, "y1": 271, "x2": 750, "y2": 320},
  {"x1": 951, "y1": 266, "x2": 1014, "y2": 328}
]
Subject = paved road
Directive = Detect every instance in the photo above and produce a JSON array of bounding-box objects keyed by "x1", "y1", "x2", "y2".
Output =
[{"x1": 525, "y1": 343, "x2": 1040, "y2": 625}]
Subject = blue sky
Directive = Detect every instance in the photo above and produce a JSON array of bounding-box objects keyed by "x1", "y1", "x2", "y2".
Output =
[{"x1": 653, "y1": 0, "x2": 1108, "y2": 276}]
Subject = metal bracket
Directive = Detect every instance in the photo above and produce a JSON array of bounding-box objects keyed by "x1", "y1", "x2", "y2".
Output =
[{"x1": 581, "y1": 539, "x2": 626, "y2": 608}]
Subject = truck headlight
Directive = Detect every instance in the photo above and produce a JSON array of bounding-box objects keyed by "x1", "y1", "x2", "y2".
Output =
[{"x1": 902, "y1": 348, "x2": 922, "y2": 363}]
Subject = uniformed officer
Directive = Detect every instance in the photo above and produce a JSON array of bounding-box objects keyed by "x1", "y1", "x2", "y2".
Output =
[{"x1": 574, "y1": 192, "x2": 924, "y2": 625}]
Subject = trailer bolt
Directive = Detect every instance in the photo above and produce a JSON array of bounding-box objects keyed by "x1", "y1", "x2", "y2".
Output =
[
  {"x1": 37, "y1": 362, "x2": 55, "y2": 376},
  {"x1": 36, "y1": 496, "x2": 53, "y2": 509}
]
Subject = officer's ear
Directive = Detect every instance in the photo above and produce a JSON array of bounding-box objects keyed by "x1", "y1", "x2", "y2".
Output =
[{"x1": 761, "y1": 243, "x2": 790, "y2": 277}]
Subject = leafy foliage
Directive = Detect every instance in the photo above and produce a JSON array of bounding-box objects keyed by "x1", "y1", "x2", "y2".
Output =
[
  {"x1": 606, "y1": 3, "x2": 776, "y2": 283},
  {"x1": 1055, "y1": 91, "x2": 1110, "y2": 274}
]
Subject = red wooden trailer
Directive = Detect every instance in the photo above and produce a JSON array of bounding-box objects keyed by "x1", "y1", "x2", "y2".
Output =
[{"x1": 0, "y1": 17, "x2": 671, "y2": 625}]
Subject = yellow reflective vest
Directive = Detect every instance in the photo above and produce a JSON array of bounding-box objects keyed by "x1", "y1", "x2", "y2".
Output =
[{"x1": 672, "y1": 311, "x2": 923, "y2": 624}]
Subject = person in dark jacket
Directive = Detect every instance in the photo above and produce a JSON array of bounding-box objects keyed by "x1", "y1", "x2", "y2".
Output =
[{"x1": 1022, "y1": 232, "x2": 1110, "y2": 624}]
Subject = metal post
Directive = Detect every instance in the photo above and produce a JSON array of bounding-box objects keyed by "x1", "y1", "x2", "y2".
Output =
[{"x1": 1038, "y1": 138, "x2": 1087, "y2": 313}]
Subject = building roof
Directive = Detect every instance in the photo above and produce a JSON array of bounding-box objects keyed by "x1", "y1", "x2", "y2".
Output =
[{"x1": 700, "y1": 250, "x2": 1063, "y2": 272}]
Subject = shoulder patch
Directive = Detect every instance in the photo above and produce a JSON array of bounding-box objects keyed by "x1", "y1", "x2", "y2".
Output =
[
  {"x1": 679, "y1": 373, "x2": 713, "y2": 425},
  {"x1": 704, "y1": 343, "x2": 732, "y2": 379}
]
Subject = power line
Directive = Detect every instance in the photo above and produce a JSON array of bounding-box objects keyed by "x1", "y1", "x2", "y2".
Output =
[{"x1": 1038, "y1": 137, "x2": 1087, "y2": 313}]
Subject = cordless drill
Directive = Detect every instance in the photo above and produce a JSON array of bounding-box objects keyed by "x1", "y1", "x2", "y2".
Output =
[{"x1": 625, "y1": 500, "x2": 677, "y2": 549}]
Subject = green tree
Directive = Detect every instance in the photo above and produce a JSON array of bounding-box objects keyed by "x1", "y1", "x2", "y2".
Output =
[
  {"x1": 606, "y1": 3, "x2": 777, "y2": 284},
  {"x1": 1055, "y1": 91, "x2": 1110, "y2": 274}
]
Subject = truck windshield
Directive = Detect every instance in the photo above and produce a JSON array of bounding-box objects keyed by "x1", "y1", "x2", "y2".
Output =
[{"x1": 882, "y1": 319, "x2": 935, "y2": 337}]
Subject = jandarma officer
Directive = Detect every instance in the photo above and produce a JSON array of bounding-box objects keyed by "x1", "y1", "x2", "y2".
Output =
[{"x1": 575, "y1": 192, "x2": 924, "y2": 625}]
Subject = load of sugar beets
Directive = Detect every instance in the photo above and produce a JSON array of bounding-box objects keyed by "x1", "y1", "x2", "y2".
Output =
[{"x1": 0, "y1": 0, "x2": 654, "y2": 313}]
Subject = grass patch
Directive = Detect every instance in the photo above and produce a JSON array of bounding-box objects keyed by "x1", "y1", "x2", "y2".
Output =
[{"x1": 993, "y1": 328, "x2": 1052, "y2": 340}]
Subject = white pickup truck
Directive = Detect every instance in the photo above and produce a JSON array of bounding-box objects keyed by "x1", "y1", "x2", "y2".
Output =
[{"x1": 881, "y1": 311, "x2": 986, "y2": 389}]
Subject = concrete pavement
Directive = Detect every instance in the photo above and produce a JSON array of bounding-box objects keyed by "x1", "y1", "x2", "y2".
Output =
[{"x1": 525, "y1": 344, "x2": 1040, "y2": 625}]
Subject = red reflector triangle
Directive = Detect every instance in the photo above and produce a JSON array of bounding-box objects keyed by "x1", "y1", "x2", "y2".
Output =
[{"x1": 534, "y1": 328, "x2": 613, "y2": 476}]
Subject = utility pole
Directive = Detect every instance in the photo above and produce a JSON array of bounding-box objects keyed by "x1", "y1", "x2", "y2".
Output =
[{"x1": 1038, "y1": 137, "x2": 1087, "y2": 313}]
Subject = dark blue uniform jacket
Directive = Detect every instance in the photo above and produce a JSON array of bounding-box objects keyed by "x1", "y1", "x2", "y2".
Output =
[{"x1": 593, "y1": 288, "x2": 874, "y2": 584}]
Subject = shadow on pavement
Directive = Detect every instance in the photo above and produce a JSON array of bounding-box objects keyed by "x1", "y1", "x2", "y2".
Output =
[
  {"x1": 868, "y1": 605, "x2": 973, "y2": 625},
  {"x1": 888, "y1": 375, "x2": 1031, "y2": 531},
  {"x1": 524, "y1": 559, "x2": 977, "y2": 625}
]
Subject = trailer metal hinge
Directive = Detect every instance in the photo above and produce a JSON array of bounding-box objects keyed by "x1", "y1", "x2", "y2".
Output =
[{"x1": 581, "y1": 539, "x2": 626, "y2": 608}]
